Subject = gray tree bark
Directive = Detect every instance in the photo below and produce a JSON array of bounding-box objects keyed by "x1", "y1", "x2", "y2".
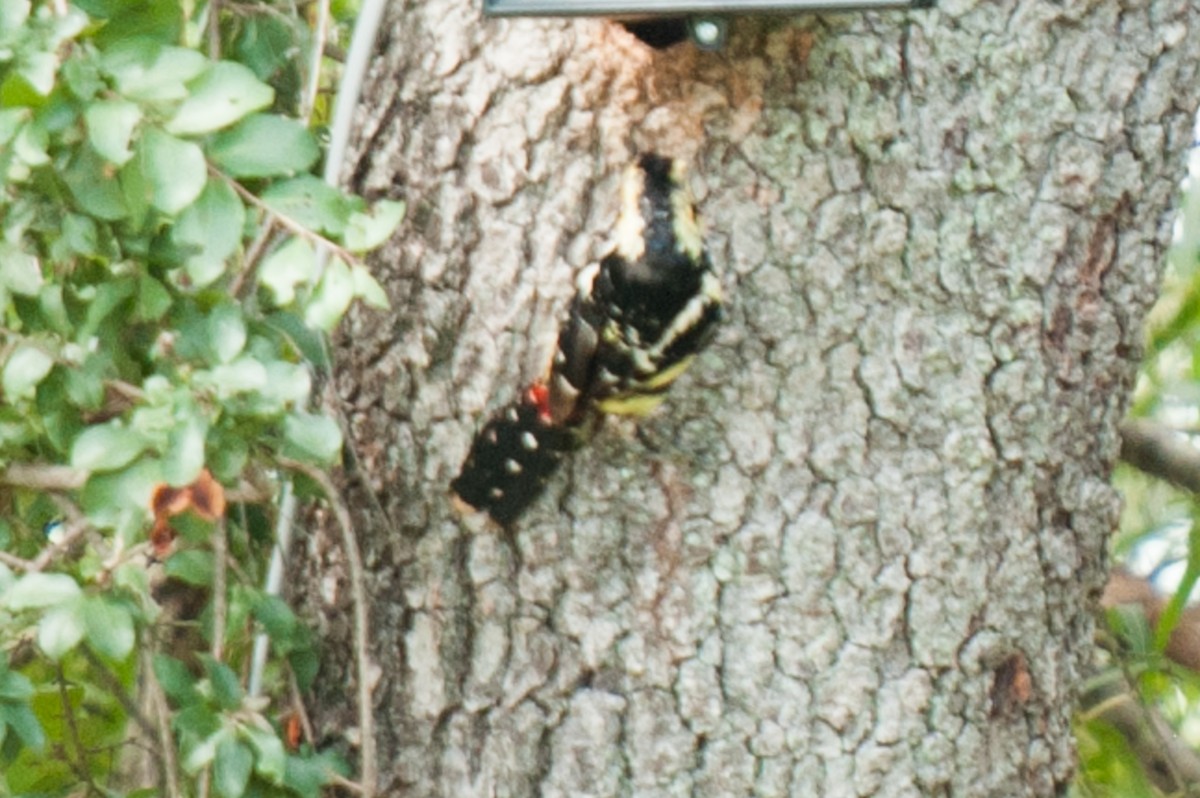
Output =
[{"x1": 293, "y1": 0, "x2": 1200, "y2": 795}]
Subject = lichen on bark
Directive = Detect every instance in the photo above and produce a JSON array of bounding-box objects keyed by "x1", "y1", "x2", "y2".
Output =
[{"x1": 292, "y1": 0, "x2": 1200, "y2": 795}]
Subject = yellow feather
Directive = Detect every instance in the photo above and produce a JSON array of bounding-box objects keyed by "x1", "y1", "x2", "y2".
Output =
[
  {"x1": 595, "y1": 393, "x2": 669, "y2": 417},
  {"x1": 670, "y1": 181, "x2": 704, "y2": 262},
  {"x1": 594, "y1": 356, "x2": 696, "y2": 417},
  {"x1": 640, "y1": 355, "x2": 695, "y2": 390}
]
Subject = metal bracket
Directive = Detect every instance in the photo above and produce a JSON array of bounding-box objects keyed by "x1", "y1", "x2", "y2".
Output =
[
  {"x1": 484, "y1": 1, "x2": 933, "y2": 12},
  {"x1": 484, "y1": 1, "x2": 934, "y2": 48}
]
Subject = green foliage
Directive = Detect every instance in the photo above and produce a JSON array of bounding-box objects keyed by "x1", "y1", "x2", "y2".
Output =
[
  {"x1": 1092, "y1": 147, "x2": 1200, "y2": 794},
  {"x1": 0, "y1": 0, "x2": 396, "y2": 794},
  {"x1": 1075, "y1": 716, "x2": 1161, "y2": 798}
]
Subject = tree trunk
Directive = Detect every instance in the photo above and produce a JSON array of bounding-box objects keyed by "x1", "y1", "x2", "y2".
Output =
[{"x1": 293, "y1": 1, "x2": 1200, "y2": 795}]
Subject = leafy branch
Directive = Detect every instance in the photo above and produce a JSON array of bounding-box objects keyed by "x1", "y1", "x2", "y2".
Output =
[{"x1": 0, "y1": 0, "x2": 400, "y2": 795}]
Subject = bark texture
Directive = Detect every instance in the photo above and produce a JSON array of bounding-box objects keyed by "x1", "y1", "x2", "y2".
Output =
[{"x1": 294, "y1": 0, "x2": 1200, "y2": 795}]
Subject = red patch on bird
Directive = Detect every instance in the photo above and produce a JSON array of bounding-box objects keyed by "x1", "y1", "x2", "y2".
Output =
[{"x1": 525, "y1": 382, "x2": 553, "y2": 425}]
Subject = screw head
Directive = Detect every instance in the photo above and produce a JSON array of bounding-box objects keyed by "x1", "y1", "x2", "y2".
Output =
[{"x1": 689, "y1": 16, "x2": 726, "y2": 49}]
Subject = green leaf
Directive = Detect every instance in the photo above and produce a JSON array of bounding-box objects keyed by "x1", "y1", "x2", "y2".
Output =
[
  {"x1": 259, "y1": 237, "x2": 315, "y2": 306},
  {"x1": 252, "y1": 594, "x2": 297, "y2": 644},
  {"x1": 166, "y1": 61, "x2": 274, "y2": 136},
  {"x1": 201, "y1": 656, "x2": 244, "y2": 711},
  {"x1": 80, "y1": 276, "x2": 135, "y2": 338},
  {"x1": 63, "y1": 146, "x2": 129, "y2": 220},
  {"x1": 199, "y1": 356, "x2": 268, "y2": 397},
  {"x1": 1107, "y1": 604, "x2": 1152, "y2": 658},
  {"x1": 259, "y1": 360, "x2": 312, "y2": 409},
  {"x1": 351, "y1": 263, "x2": 390, "y2": 310},
  {"x1": 281, "y1": 412, "x2": 343, "y2": 464},
  {"x1": 2, "y1": 345, "x2": 53, "y2": 400},
  {"x1": 70, "y1": 422, "x2": 149, "y2": 472},
  {"x1": 304, "y1": 258, "x2": 354, "y2": 332},
  {"x1": 39, "y1": 284, "x2": 71, "y2": 336},
  {"x1": 133, "y1": 126, "x2": 207, "y2": 215},
  {"x1": 172, "y1": 179, "x2": 245, "y2": 288},
  {"x1": 0, "y1": 668, "x2": 32, "y2": 702},
  {"x1": 284, "y1": 750, "x2": 340, "y2": 798},
  {"x1": 85, "y1": 99, "x2": 141, "y2": 165},
  {"x1": 208, "y1": 114, "x2": 319, "y2": 178},
  {"x1": 207, "y1": 430, "x2": 248, "y2": 483},
  {"x1": 184, "y1": 726, "x2": 227, "y2": 773},
  {"x1": 61, "y1": 47, "x2": 104, "y2": 100},
  {"x1": 0, "y1": 108, "x2": 26, "y2": 148},
  {"x1": 4, "y1": 572, "x2": 81, "y2": 610},
  {"x1": 19, "y1": 51, "x2": 57, "y2": 97},
  {"x1": 343, "y1": 200, "x2": 405, "y2": 253},
  {"x1": 137, "y1": 274, "x2": 173, "y2": 322},
  {"x1": 104, "y1": 43, "x2": 206, "y2": 103},
  {"x1": 163, "y1": 415, "x2": 207, "y2": 487},
  {"x1": 0, "y1": 701, "x2": 45, "y2": 752},
  {"x1": 0, "y1": 244, "x2": 43, "y2": 295},
  {"x1": 0, "y1": 69, "x2": 44, "y2": 109},
  {"x1": 164, "y1": 550, "x2": 214, "y2": 586},
  {"x1": 289, "y1": 646, "x2": 319, "y2": 693},
  {"x1": 82, "y1": 596, "x2": 135, "y2": 660},
  {"x1": 1156, "y1": 521, "x2": 1200, "y2": 653},
  {"x1": 113, "y1": 561, "x2": 149, "y2": 600},
  {"x1": 87, "y1": 1, "x2": 179, "y2": 47},
  {"x1": 80, "y1": 458, "x2": 163, "y2": 532},
  {"x1": 207, "y1": 303, "x2": 247, "y2": 364},
  {"x1": 214, "y1": 736, "x2": 254, "y2": 798},
  {"x1": 0, "y1": 0, "x2": 31, "y2": 33},
  {"x1": 12, "y1": 119, "x2": 49, "y2": 167},
  {"x1": 117, "y1": 140, "x2": 150, "y2": 226},
  {"x1": 244, "y1": 725, "x2": 287, "y2": 784},
  {"x1": 37, "y1": 602, "x2": 86, "y2": 660},
  {"x1": 262, "y1": 176, "x2": 353, "y2": 236},
  {"x1": 263, "y1": 311, "x2": 330, "y2": 370},
  {"x1": 153, "y1": 654, "x2": 199, "y2": 705},
  {"x1": 1077, "y1": 716, "x2": 1160, "y2": 798}
]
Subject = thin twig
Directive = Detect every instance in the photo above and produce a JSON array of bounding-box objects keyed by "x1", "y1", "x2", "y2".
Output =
[
  {"x1": 1, "y1": 463, "x2": 88, "y2": 491},
  {"x1": 229, "y1": 218, "x2": 278, "y2": 298},
  {"x1": 31, "y1": 517, "x2": 91, "y2": 572},
  {"x1": 1119, "y1": 418, "x2": 1200, "y2": 494},
  {"x1": 1118, "y1": 657, "x2": 1189, "y2": 792},
  {"x1": 279, "y1": 457, "x2": 376, "y2": 797},
  {"x1": 0, "y1": 550, "x2": 32, "y2": 570},
  {"x1": 55, "y1": 663, "x2": 93, "y2": 787},
  {"x1": 0, "y1": 463, "x2": 270, "y2": 504},
  {"x1": 326, "y1": 772, "x2": 367, "y2": 795},
  {"x1": 105, "y1": 379, "x2": 146, "y2": 403},
  {"x1": 79, "y1": 646, "x2": 158, "y2": 741},
  {"x1": 169, "y1": 482, "x2": 223, "y2": 798},
  {"x1": 207, "y1": 0, "x2": 221, "y2": 60},
  {"x1": 0, "y1": 506, "x2": 89, "y2": 573},
  {"x1": 144, "y1": 650, "x2": 183, "y2": 798},
  {"x1": 209, "y1": 166, "x2": 360, "y2": 267},
  {"x1": 210, "y1": 519, "x2": 228, "y2": 662},
  {"x1": 287, "y1": 664, "x2": 316, "y2": 746},
  {"x1": 300, "y1": 0, "x2": 330, "y2": 125}
]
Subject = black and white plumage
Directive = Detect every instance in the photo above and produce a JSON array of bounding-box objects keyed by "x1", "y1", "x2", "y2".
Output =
[
  {"x1": 547, "y1": 154, "x2": 723, "y2": 424},
  {"x1": 450, "y1": 384, "x2": 578, "y2": 526},
  {"x1": 452, "y1": 153, "x2": 723, "y2": 525}
]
